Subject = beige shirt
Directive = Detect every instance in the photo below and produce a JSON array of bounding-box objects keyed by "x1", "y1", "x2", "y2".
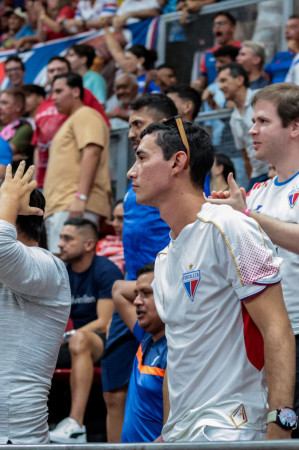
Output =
[{"x1": 44, "y1": 106, "x2": 111, "y2": 219}]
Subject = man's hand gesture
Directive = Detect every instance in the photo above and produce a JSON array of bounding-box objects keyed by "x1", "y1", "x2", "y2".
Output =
[{"x1": 207, "y1": 172, "x2": 247, "y2": 212}]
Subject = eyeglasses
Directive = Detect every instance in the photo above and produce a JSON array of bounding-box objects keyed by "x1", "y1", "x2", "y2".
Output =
[
  {"x1": 213, "y1": 20, "x2": 227, "y2": 26},
  {"x1": 5, "y1": 67, "x2": 23, "y2": 73},
  {"x1": 164, "y1": 115, "x2": 190, "y2": 169}
]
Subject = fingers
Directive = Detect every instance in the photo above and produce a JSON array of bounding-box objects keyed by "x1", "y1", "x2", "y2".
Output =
[
  {"x1": 28, "y1": 179, "x2": 38, "y2": 192},
  {"x1": 22, "y1": 206, "x2": 44, "y2": 217},
  {"x1": 22, "y1": 165, "x2": 35, "y2": 183},
  {"x1": 240, "y1": 187, "x2": 247, "y2": 202},
  {"x1": 14, "y1": 160, "x2": 26, "y2": 179},
  {"x1": 4, "y1": 164, "x2": 12, "y2": 181},
  {"x1": 227, "y1": 172, "x2": 238, "y2": 191}
]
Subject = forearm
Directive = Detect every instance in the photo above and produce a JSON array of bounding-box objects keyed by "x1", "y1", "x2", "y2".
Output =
[
  {"x1": 105, "y1": 28, "x2": 126, "y2": 66},
  {"x1": 126, "y1": 8, "x2": 161, "y2": 20},
  {"x1": 77, "y1": 145, "x2": 101, "y2": 197},
  {"x1": 78, "y1": 318, "x2": 108, "y2": 333},
  {"x1": 249, "y1": 211, "x2": 299, "y2": 254},
  {"x1": 112, "y1": 280, "x2": 137, "y2": 331},
  {"x1": 41, "y1": 14, "x2": 63, "y2": 33}
]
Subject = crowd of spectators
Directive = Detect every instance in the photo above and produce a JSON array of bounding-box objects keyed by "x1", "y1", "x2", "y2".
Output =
[{"x1": 1, "y1": 0, "x2": 299, "y2": 446}]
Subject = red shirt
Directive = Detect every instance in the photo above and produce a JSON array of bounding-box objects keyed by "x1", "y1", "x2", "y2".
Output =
[
  {"x1": 43, "y1": 6, "x2": 75, "y2": 41},
  {"x1": 32, "y1": 88, "x2": 110, "y2": 187}
]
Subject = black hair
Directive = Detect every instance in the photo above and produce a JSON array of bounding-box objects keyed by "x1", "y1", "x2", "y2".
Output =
[
  {"x1": 214, "y1": 153, "x2": 236, "y2": 181},
  {"x1": 219, "y1": 62, "x2": 249, "y2": 88},
  {"x1": 113, "y1": 198, "x2": 124, "y2": 208},
  {"x1": 156, "y1": 63, "x2": 176, "y2": 72},
  {"x1": 5, "y1": 55, "x2": 25, "y2": 71},
  {"x1": 63, "y1": 217, "x2": 98, "y2": 239},
  {"x1": 130, "y1": 93, "x2": 178, "y2": 120},
  {"x1": 22, "y1": 84, "x2": 46, "y2": 98},
  {"x1": 128, "y1": 45, "x2": 157, "y2": 70},
  {"x1": 16, "y1": 189, "x2": 45, "y2": 243},
  {"x1": 289, "y1": 15, "x2": 299, "y2": 20},
  {"x1": 68, "y1": 44, "x2": 96, "y2": 69},
  {"x1": 140, "y1": 121, "x2": 214, "y2": 190},
  {"x1": 48, "y1": 55, "x2": 71, "y2": 72},
  {"x1": 214, "y1": 11, "x2": 236, "y2": 26},
  {"x1": 53, "y1": 72, "x2": 84, "y2": 100},
  {"x1": 165, "y1": 84, "x2": 202, "y2": 120},
  {"x1": 213, "y1": 45, "x2": 239, "y2": 60},
  {"x1": 136, "y1": 262, "x2": 155, "y2": 278}
]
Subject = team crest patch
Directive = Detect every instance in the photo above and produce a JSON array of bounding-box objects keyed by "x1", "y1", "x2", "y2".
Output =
[
  {"x1": 182, "y1": 270, "x2": 200, "y2": 302},
  {"x1": 230, "y1": 404, "x2": 248, "y2": 428},
  {"x1": 288, "y1": 188, "x2": 299, "y2": 208}
]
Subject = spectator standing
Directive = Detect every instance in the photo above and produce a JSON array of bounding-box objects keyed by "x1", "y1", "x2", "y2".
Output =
[
  {"x1": 236, "y1": 41, "x2": 269, "y2": 89},
  {"x1": 64, "y1": 0, "x2": 117, "y2": 33},
  {"x1": 4, "y1": 55, "x2": 25, "y2": 88},
  {"x1": 43, "y1": 73, "x2": 111, "y2": 254},
  {"x1": 113, "y1": 262, "x2": 167, "y2": 443},
  {"x1": 50, "y1": 218, "x2": 123, "y2": 444},
  {"x1": 128, "y1": 119, "x2": 296, "y2": 442},
  {"x1": 105, "y1": 73, "x2": 138, "y2": 129},
  {"x1": 0, "y1": 7, "x2": 35, "y2": 49},
  {"x1": 35, "y1": 0, "x2": 75, "y2": 41},
  {"x1": 113, "y1": 0, "x2": 161, "y2": 30},
  {"x1": 66, "y1": 44, "x2": 107, "y2": 105},
  {"x1": 265, "y1": 15, "x2": 299, "y2": 84},
  {"x1": 191, "y1": 11, "x2": 241, "y2": 92},
  {"x1": 208, "y1": 82, "x2": 299, "y2": 434},
  {"x1": 0, "y1": 163, "x2": 71, "y2": 444},
  {"x1": 218, "y1": 63, "x2": 269, "y2": 190}
]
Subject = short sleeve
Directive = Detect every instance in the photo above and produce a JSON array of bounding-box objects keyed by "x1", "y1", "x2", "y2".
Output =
[
  {"x1": 72, "y1": 108, "x2": 107, "y2": 151},
  {"x1": 96, "y1": 258, "x2": 123, "y2": 300}
]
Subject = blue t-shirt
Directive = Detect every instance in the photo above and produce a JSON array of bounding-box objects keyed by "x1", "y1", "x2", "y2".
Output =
[
  {"x1": 121, "y1": 322, "x2": 167, "y2": 443},
  {"x1": 123, "y1": 183, "x2": 171, "y2": 281},
  {"x1": 0, "y1": 137, "x2": 12, "y2": 165},
  {"x1": 68, "y1": 255, "x2": 123, "y2": 329},
  {"x1": 137, "y1": 73, "x2": 161, "y2": 94},
  {"x1": 264, "y1": 50, "x2": 294, "y2": 84},
  {"x1": 249, "y1": 75, "x2": 269, "y2": 90}
]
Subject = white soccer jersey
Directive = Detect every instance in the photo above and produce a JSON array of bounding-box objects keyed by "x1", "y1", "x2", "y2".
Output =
[
  {"x1": 153, "y1": 203, "x2": 282, "y2": 442},
  {"x1": 246, "y1": 171, "x2": 299, "y2": 334}
]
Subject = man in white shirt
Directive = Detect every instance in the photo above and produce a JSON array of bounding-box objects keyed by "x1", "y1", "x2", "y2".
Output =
[
  {"x1": 208, "y1": 82, "x2": 299, "y2": 435},
  {"x1": 0, "y1": 162, "x2": 71, "y2": 444},
  {"x1": 127, "y1": 117, "x2": 296, "y2": 442}
]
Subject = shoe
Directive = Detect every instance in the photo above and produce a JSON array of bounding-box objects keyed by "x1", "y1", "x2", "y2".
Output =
[{"x1": 49, "y1": 417, "x2": 87, "y2": 443}]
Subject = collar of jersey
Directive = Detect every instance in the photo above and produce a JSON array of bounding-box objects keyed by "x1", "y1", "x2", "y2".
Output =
[{"x1": 274, "y1": 170, "x2": 299, "y2": 186}]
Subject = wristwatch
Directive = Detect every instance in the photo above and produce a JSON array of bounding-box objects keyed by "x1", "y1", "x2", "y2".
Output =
[{"x1": 267, "y1": 407, "x2": 297, "y2": 430}]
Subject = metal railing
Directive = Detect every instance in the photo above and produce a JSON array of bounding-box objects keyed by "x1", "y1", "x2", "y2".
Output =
[{"x1": 2, "y1": 441, "x2": 299, "y2": 449}]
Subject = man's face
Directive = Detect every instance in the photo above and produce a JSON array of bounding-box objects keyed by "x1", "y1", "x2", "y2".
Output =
[
  {"x1": 213, "y1": 14, "x2": 235, "y2": 45},
  {"x1": 25, "y1": 92, "x2": 43, "y2": 116},
  {"x1": 156, "y1": 67, "x2": 177, "y2": 91},
  {"x1": 215, "y1": 55, "x2": 233, "y2": 73},
  {"x1": 134, "y1": 272, "x2": 164, "y2": 336},
  {"x1": 249, "y1": 100, "x2": 291, "y2": 165},
  {"x1": 8, "y1": 13, "x2": 24, "y2": 33},
  {"x1": 5, "y1": 60, "x2": 24, "y2": 87},
  {"x1": 218, "y1": 68, "x2": 240, "y2": 101},
  {"x1": 128, "y1": 107, "x2": 156, "y2": 150},
  {"x1": 47, "y1": 60, "x2": 69, "y2": 85},
  {"x1": 236, "y1": 46, "x2": 256, "y2": 72},
  {"x1": 66, "y1": 48, "x2": 84, "y2": 73},
  {"x1": 285, "y1": 18, "x2": 299, "y2": 42},
  {"x1": 111, "y1": 202, "x2": 124, "y2": 239},
  {"x1": 127, "y1": 132, "x2": 172, "y2": 207},
  {"x1": 0, "y1": 92, "x2": 22, "y2": 125},
  {"x1": 166, "y1": 92, "x2": 190, "y2": 121},
  {"x1": 52, "y1": 77, "x2": 77, "y2": 115},
  {"x1": 115, "y1": 76, "x2": 137, "y2": 106},
  {"x1": 58, "y1": 225, "x2": 86, "y2": 263}
]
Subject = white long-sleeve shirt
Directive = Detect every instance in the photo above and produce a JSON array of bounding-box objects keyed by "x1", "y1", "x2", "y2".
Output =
[{"x1": 0, "y1": 220, "x2": 71, "y2": 444}]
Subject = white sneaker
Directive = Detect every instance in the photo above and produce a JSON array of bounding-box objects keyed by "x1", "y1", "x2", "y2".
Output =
[{"x1": 50, "y1": 417, "x2": 87, "y2": 443}]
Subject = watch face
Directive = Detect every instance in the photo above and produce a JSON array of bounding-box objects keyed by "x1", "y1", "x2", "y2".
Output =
[{"x1": 279, "y1": 408, "x2": 297, "y2": 429}]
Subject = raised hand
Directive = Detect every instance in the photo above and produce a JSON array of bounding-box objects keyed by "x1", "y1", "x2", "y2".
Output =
[{"x1": 206, "y1": 172, "x2": 247, "y2": 212}]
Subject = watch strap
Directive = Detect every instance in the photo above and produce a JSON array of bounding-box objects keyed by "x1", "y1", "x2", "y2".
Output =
[{"x1": 267, "y1": 410, "x2": 277, "y2": 423}]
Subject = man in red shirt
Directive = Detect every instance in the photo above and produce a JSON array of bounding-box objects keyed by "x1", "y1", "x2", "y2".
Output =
[{"x1": 32, "y1": 56, "x2": 110, "y2": 189}]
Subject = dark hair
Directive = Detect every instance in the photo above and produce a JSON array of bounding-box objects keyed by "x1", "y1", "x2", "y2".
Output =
[
  {"x1": 130, "y1": 93, "x2": 178, "y2": 120},
  {"x1": 219, "y1": 62, "x2": 249, "y2": 88},
  {"x1": 289, "y1": 15, "x2": 299, "y2": 20},
  {"x1": 53, "y1": 72, "x2": 84, "y2": 100},
  {"x1": 47, "y1": 55, "x2": 71, "y2": 72},
  {"x1": 136, "y1": 261, "x2": 155, "y2": 278},
  {"x1": 0, "y1": 87, "x2": 26, "y2": 115},
  {"x1": 141, "y1": 121, "x2": 214, "y2": 190},
  {"x1": 214, "y1": 153, "x2": 236, "y2": 181},
  {"x1": 128, "y1": 45, "x2": 157, "y2": 70},
  {"x1": 214, "y1": 11, "x2": 236, "y2": 26},
  {"x1": 22, "y1": 84, "x2": 46, "y2": 98},
  {"x1": 68, "y1": 44, "x2": 96, "y2": 69},
  {"x1": 16, "y1": 189, "x2": 45, "y2": 242},
  {"x1": 156, "y1": 63, "x2": 176, "y2": 72},
  {"x1": 251, "y1": 83, "x2": 299, "y2": 128},
  {"x1": 63, "y1": 217, "x2": 98, "y2": 240},
  {"x1": 5, "y1": 55, "x2": 25, "y2": 71},
  {"x1": 213, "y1": 45, "x2": 239, "y2": 61},
  {"x1": 165, "y1": 84, "x2": 202, "y2": 120}
]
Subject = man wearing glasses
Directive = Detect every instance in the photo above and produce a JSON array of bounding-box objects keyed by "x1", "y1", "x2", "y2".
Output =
[
  {"x1": 127, "y1": 118, "x2": 296, "y2": 442},
  {"x1": 4, "y1": 55, "x2": 25, "y2": 88}
]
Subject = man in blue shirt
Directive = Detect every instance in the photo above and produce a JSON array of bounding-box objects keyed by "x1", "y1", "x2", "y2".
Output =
[
  {"x1": 112, "y1": 262, "x2": 167, "y2": 442},
  {"x1": 49, "y1": 218, "x2": 123, "y2": 444}
]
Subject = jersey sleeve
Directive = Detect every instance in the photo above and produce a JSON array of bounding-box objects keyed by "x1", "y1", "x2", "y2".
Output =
[
  {"x1": 216, "y1": 210, "x2": 282, "y2": 301},
  {"x1": 96, "y1": 258, "x2": 123, "y2": 300}
]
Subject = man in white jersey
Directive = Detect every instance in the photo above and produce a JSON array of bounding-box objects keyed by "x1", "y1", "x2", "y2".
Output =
[
  {"x1": 208, "y1": 82, "x2": 299, "y2": 434},
  {"x1": 0, "y1": 162, "x2": 71, "y2": 444},
  {"x1": 127, "y1": 118, "x2": 296, "y2": 442}
]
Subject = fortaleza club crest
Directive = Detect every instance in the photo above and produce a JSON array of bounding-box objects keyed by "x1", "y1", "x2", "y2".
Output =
[
  {"x1": 288, "y1": 188, "x2": 299, "y2": 208},
  {"x1": 182, "y1": 270, "x2": 201, "y2": 302}
]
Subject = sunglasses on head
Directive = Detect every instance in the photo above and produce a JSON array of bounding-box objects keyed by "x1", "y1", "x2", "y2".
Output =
[{"x1": 164, "y1": 115, "x2": 190, "y2": 169}]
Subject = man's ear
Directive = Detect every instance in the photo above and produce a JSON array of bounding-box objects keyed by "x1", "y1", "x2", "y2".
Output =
[
  {"x1": 85, "y1": 238, "x2": 96, "y2": 252},
  {"x1": 290, "y1": 118, "x2": 299, "y2": 138},
  {"x1": 72, "y1": 86, "x2": 81, "y2": 99},
  {"x1": 171, "y1": 150, "x2": 188, "y2": 174}
]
